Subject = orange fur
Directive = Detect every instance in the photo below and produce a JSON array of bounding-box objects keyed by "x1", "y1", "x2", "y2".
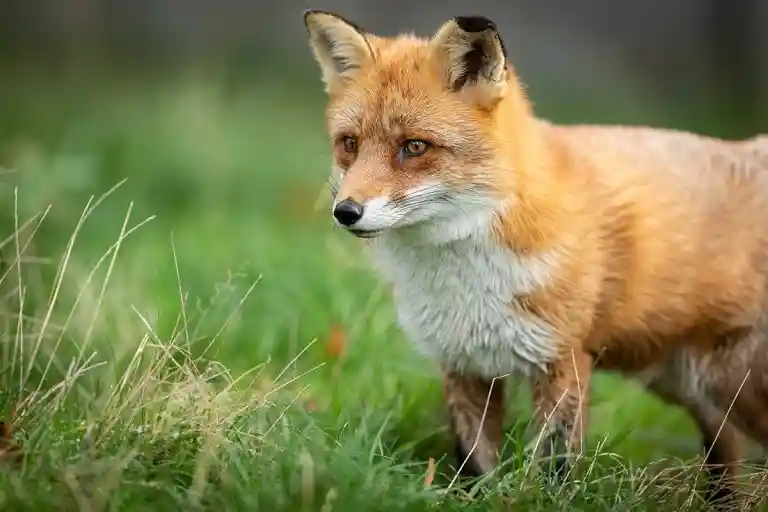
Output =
[{"x1": 303, "y1": 10, "x2": 768, "y2": 504}]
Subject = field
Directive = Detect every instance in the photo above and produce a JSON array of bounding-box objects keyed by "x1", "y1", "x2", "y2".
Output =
[{"x1": 0, "y1": 61, "x2": 763, "y2": 511}]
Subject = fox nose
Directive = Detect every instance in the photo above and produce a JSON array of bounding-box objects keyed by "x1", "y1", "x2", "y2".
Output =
[{"x1": 333, "y1": 198, "x2": 364, "y2": 227}]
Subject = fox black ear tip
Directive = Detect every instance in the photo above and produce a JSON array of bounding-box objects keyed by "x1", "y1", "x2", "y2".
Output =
[
  {"x1": 454, "y1": 16, "x2": 497, "y2": 33},
  {"x1": 303, "y1": 9, "x2": 330, "y2": 22}
]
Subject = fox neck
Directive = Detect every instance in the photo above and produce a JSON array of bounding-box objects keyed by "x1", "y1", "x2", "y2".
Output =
[{"x1": 486, "y1": 84, "x2": 580, "y2": 254}]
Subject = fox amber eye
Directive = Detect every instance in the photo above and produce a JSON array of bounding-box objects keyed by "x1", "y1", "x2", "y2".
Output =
[
  {"x1": 342, "y1": 136, "x2": 358, "y2": 153},
  {"x1": 402, "y1": 139, "x2": 430, "y2": 157}
]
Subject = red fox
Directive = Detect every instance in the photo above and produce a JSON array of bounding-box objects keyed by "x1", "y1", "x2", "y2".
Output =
[{"x1": 302, "y1": 9, "x2": 768, "y2": 503}]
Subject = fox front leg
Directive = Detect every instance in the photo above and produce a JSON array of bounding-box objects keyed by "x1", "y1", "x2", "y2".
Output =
[
  {"x1": 443, "y1": 371, "x2": 506, "y2": 477},
  {"x1": 530, "y1": 349, "x2": 592, "y2": 483}
]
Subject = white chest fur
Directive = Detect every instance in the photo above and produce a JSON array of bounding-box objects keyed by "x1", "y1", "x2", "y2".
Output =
[{"x1": 369, "y1": 229, "x2": 559, "y2": 378}]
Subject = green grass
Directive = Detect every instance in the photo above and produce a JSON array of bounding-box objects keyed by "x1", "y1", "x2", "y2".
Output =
[{"x1": 0, "y1": 63, "x2": 764, "y2": 511}]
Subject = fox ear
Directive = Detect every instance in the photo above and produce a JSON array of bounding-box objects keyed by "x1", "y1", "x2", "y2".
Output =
[
  {"x1": 431, "y1": 16, "x2": 508, "y2": 105},
  {"x1": 303, "y1": 10, "x2": 374, "y2": 90}
]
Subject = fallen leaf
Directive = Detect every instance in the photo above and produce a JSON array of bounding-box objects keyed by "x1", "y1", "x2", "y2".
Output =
[
  {"x1": 325, "y1": 324, "x2": 347, "y2": 358},
  {"x1": 424, "y1": 457, "x2": 436, "y2": 487}
]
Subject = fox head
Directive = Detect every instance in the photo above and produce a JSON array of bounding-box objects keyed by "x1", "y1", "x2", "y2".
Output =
[{"x1": 304, "y1": 10, "x2": 537, "y2": 242}]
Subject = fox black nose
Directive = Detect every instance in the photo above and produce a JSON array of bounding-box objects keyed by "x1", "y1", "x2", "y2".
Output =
[{"x1": 333, "y1": 199, "x2": 364, "y2": 226}]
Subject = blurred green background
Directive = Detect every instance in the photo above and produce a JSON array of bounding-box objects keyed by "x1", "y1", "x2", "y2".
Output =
[{"x1": 0, "y1": 1, "x2": 765, "y2": 509}]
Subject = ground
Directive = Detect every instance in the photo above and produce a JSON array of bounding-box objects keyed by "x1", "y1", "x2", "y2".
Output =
[{"x1": 0, "y1": 63, "x2": 763, "y2": 511}]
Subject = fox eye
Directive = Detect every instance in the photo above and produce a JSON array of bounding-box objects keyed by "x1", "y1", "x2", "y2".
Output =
[
  {"x1": 401, "y1": 139, "x2": 430, "y2": 158},
  {"x1": 342, "y1": 136, "x2": 358, "y2": 153}
]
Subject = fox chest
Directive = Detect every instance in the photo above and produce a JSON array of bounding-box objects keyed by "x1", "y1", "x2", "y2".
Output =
[{"x1": 370, "y1": 238, "x2": 558, "y2": 378}]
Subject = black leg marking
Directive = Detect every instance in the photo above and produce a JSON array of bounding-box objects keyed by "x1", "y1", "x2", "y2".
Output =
[
  {"x1": 540, "y1": 424, "x2": 573, "y2": 485},
  {"x1": 454, "y1": 438, "x2": 483, "y2": 478}
]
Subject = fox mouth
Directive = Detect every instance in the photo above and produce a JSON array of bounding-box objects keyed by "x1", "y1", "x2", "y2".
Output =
[{"x1": 348, "y1": 228, "x2": 383, "y2": 239}]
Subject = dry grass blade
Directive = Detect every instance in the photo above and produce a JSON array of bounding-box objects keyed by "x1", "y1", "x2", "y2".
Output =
[{"x1": 424, "y1": 457, "x2": 436, "y2": 487}]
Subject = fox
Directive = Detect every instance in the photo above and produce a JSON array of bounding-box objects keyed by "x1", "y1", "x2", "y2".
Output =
[{"x1": 302, "y1": 9, "x2": 768, "y2": 504}]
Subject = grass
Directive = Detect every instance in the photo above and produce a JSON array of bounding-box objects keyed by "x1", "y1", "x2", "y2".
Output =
[{"x1": 0, "y1": 61, "x2": 765, "y2": 511}]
